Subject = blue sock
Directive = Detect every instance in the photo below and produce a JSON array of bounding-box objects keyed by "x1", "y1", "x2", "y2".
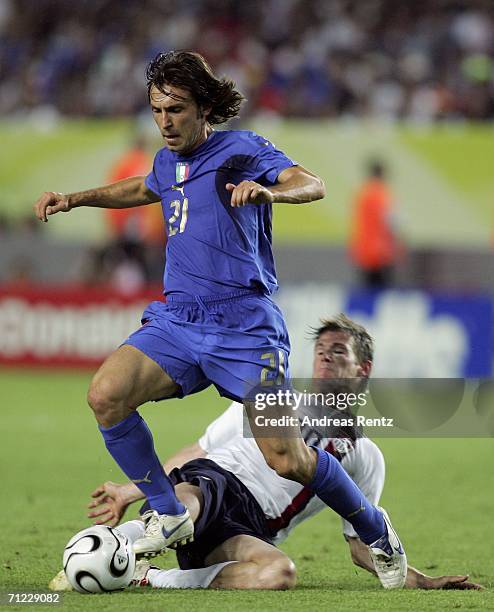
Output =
[
  {"x1": 99, "y1": 411, "x2": 185, "y2": 516},
  {"x1": 309, "y1": 446, "x2": 385, "y2": 544}
]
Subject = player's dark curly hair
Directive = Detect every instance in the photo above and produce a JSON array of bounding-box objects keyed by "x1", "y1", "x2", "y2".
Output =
[
  {"x1": 310, "y1": 313, "x2": 374, "y2": 364},
  {"x1": 146, "y1": 51, "x2": 245, "y2": 124}
]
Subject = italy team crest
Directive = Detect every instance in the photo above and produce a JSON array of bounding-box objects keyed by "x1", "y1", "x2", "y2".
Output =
[{"x1": 176, "y1": 162, "x2": 190, "y2": 184}]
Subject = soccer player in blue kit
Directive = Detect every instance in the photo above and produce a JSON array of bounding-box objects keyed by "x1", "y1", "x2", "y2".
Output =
[{"x1": 34, "y1": 51, "x2": 406, "y2": 587}]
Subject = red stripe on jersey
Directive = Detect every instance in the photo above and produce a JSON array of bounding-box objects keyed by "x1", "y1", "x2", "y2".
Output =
[{"x1": 266, "y1": 440, "x2": 345, "y2": 535}]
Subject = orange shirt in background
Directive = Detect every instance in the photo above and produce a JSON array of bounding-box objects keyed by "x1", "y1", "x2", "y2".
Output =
[
  {"x1": 349, "y1": 178, "x2": 397, "y2": 270},
  {"x1": 106, "y1": 147, "x2": 164, "y2": 245}
]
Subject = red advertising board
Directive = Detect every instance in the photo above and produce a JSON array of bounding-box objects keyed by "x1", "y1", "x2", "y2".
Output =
[{"x1": 0, "y1": 284, "x2": 163, "y2": 367}]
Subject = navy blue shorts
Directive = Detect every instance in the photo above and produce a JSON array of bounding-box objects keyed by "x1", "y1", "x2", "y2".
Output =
[
  {"x1": 141, "y1": 459, "x2": 274, "y2": 570},
  {"x1": 123, "y1": 291, "x2": 290, "y2": 403}
]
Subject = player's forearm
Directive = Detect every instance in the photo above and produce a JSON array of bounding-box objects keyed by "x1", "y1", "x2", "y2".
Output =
[
  {"x1": 348, "y1": 539, "x2": 431, "y2": 589},
  {"x1": 67, "y1": 176, "x2": 158, "y2": 210},
  {"x1": 348, "y1": 539, "x2": 377, "y2": 576},
  {"x1": 269, "y1": 174, "x2": 325, "y2": 204},
  {"x1": 119, "y1": 482, "x2": 145, "y2": 505},
  {"x1": 403, "y1": 566, "x2": 431, "y2": 589},
  {"x1": 353, "y1": 554, "x2": 425, "y2": 589}
]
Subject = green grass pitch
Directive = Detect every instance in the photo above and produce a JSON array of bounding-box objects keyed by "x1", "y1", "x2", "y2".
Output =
[{"x1": 0, "y1": 369, "x2": 492, "y2": 611}]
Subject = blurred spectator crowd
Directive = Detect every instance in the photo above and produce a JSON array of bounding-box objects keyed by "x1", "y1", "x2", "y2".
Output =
[{"x1": 1, "y1": 0, "x2": 493, "y2": 121}]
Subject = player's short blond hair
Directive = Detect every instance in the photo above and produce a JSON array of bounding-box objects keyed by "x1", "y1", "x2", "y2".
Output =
[{"x1": 310, "y1": 313, "x2": 373, "y2": 365}]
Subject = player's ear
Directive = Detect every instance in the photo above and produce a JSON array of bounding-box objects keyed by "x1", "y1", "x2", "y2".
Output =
[
  {"x1": 200, "y1": 105, "x2": 212, "y2": 120},
  {"x1": 358, "y1": 360, "x2": 372, "y2": 378}
]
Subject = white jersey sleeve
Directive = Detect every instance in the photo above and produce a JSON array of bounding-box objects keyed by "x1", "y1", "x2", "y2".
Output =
[
  {"x1": 340, "y1": 438, "x2": 386, "y2": 538},
  {"x1": 198, "y1": 402, "x2": 244, "y2": 452}
]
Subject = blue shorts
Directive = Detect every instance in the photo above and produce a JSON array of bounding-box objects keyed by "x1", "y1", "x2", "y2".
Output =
[
  {"x1": 124, "y1": 290, "x2": 290, "y2": 402},
  {"x1": 140, "y1": 459, "x2": 274, "y2": 570}
]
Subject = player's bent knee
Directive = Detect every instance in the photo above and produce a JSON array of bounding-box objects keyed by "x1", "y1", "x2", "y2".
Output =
[
  {"x1": 87, "y1": 377, "x2": 127, "y2": 425},
  {"x1": 272, "y1": 558, "x2": 297, "y2": 590},
  {"x1": 258, "y1": 558, "x2": 297, "y2": 590}
]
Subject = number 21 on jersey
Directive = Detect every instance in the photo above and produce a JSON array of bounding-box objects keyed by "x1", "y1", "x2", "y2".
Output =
[{"x1": 168, "y1": 197, "x2": 189, "y2": 236}]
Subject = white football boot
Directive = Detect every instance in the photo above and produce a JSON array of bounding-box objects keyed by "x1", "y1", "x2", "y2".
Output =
[
  {"x1": 48, "y1": 569, "x2": 73, "y2": 592},
  {"x1": 369, "y1": 507, "x2": 407, "y2": 589},
  {"x1": 133, "y1": 508, "x2": 194, "y2": 558}
]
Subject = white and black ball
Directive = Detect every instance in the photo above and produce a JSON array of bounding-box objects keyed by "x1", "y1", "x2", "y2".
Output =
[{"x1": 63, "y1": 525, "x2": 135, "y2": 594}]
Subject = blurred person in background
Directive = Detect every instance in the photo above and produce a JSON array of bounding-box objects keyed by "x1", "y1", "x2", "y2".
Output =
[
  {"x1": 81, "y1": 134, "x2": 166, "y2": 291},
  {"x1": 349, "y1": 159, "x2": 404, "y2": 290},
  {"x1": 104, "y1": 133, "x2": 165, "y2": 291},
  {"x1": 105, "y1": 134, "x2": 163, "y2": 247}
]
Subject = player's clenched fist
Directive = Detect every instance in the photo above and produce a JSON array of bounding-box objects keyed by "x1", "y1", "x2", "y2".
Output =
[
  {"x1": 226, "y1": 181, "x2": 274, "y2": 207},
  {"x1": 33, "y1": 191, "x2": 71, "y2": 222}
]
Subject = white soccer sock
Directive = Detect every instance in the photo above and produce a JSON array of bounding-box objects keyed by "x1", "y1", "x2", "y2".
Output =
[
  {"x1": 117, "y1": 519, "x2": 145, "y2": 543},
  {"x1": 147, "y1": 561, "x2": 237, "y2": 589}
]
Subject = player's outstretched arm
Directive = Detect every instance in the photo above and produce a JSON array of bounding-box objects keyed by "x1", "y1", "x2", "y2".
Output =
[
  {"x1": 226, "y1": 165, "x2": 325, "y2": 207},
  {"x1": 87, "y1": 442, "x2": 206, "y2": 526},
  {"x1": 347, "y1": 537, "x2": 483, "y2": 590},
  {"x1": 33, "y1": 176, "x2": 160, "y2": 222}
]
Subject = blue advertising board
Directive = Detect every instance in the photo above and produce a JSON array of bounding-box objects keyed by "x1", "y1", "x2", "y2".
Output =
[{"x1": 276, "y1": 286, "x2": 493, "y2": 378}]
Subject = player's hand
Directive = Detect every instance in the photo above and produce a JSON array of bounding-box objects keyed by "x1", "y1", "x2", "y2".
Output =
[
  {"x1": 421, "y1": 574, "x2": 484, "y2": 590},
  {"x1": 226, "y1": 181, "x2": 274, "y2": 207},
  {"x1": 33, "y1": 191, "x2": 71, "y2": 222},
  {"x1": 87, "y1": 481, "x2": 131, "y2": 527}
]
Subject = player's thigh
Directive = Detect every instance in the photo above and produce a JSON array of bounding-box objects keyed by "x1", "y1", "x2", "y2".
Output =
[
  {"x1": 174, "y1": 482, "x2": 204, "y2": 523},
  {"x1": 202, "y1": 295, "x2": 290, "y2": 402},
  {"x1": 205, "y1": 534, "x2": 287, "y2": 566},
  {"x1": 89, "y1": 344, "x2": 180, "y2": 408}
]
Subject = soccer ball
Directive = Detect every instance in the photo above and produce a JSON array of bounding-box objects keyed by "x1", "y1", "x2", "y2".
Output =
[{"x1": 63, "y1": 526, "x2": 135, "y2": 593}]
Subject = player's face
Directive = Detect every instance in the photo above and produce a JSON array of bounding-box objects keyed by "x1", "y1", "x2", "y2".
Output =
[
  {"x1": 149, "y1": 84, "x2": 211, "y2": 155},
  {"x1": 312, "y1": 330, "x2": 371, "y2": 381}
]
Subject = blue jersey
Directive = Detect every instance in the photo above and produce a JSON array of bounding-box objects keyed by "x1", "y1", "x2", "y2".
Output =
[{"x1": 145, "y1": 130, "x2": 296, "y2": 297}]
